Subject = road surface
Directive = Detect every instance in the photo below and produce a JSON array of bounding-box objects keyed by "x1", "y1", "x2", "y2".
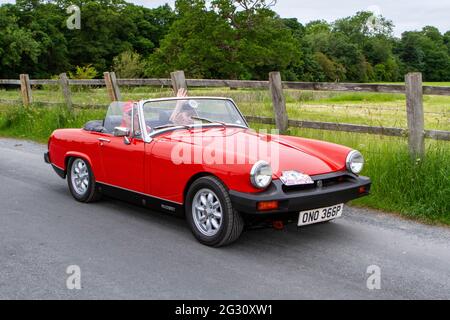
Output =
[{"x1": 0, "y1": 138, "x2": 449, "y2": 299}]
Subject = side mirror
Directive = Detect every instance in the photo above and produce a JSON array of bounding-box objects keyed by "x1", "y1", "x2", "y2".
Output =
[{"x1": 113, "y1": 127, "x2": 130, "y2": 137}]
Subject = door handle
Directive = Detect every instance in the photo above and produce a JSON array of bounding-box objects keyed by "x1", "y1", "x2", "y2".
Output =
[{"x1": 98, "y1": 138, "x2": 111, "y2": 143}]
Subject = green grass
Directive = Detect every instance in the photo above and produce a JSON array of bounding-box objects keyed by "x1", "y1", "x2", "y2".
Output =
[
  {"x1": 0, "y1": 104, "x2": 106, "y2": 143},
  {"x1": 1, "y1": 86, "x2": 449, "y2": 130},
  {"x1": 226, "y1": 90, "x2": 449, "y2": 131},
  {"x1": 0, "y1": 85, "x2": 449, "y2": 226},
  {"x1": 378, "y1": 81, "x2": 450, "y2": 87}
]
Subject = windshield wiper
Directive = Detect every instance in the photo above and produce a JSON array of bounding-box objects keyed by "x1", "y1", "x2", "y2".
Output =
[
  {"x1": 154, "y1": 117, "x2": 228, "y2": 131},
  {"x1": 154, "y1": 124, "x2": 191, "y2": 130},
  {"x1": 191, "y1": 116, "x2": 227, "y2": 127}
]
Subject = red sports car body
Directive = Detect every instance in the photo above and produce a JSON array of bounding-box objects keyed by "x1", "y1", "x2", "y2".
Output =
[{"x1": 45, "y1": 97, "x2": 371, "y2": 246}]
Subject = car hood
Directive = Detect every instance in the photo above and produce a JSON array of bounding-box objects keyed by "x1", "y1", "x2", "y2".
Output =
[{"x1": 161, "y1": 126, "x2": 349, "y2": 177}]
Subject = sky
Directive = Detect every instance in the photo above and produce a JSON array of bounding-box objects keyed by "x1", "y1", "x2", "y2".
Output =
[{"x1": 1, "y1": 0, "x2": 449, "y2": 37}]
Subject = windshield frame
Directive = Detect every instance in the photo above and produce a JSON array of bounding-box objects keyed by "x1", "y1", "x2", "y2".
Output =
[{"x1": 139, "y1": 97, "x2": 249, "y2": 140}]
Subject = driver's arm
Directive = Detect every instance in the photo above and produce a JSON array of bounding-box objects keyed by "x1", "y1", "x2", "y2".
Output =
[{"x1": 169, "y1": 88, "x2": 188, "y2": 123}]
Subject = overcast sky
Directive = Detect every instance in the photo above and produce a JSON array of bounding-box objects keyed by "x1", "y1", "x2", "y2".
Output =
[{"x1": 1, "y1": 0, "x2": 449, "y2": 36}]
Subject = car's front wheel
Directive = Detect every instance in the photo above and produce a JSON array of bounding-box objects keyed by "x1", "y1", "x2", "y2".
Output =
[
  {"x1": 67, "y1": 157, "x2": 101, "y2": 203},
  {"x1": 186, "y1": 176, "x2": 244, "y2": 247}
]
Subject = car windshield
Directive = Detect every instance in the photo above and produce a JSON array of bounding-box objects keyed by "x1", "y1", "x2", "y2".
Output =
[
  {"x1": 142, "y1": 98, "x2": 247, "y2": 131},
  {"x1": 104, "y1": 101, "x2": 141, "y2": 137}
]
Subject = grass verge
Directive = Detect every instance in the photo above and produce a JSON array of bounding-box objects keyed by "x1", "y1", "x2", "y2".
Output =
[{"x1": 0, "y1": 104, "x2": 106, "y2": 143}]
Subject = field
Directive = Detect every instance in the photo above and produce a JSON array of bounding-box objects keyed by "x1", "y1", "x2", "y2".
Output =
[
  {"x1": 0, "y1": 86, "x2": 449, "y2": 225},
  {"x1": 1, "y1": 85, "x2": 449, "y2": 130}
]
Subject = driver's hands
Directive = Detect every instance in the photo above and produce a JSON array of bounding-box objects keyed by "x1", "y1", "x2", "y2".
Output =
[{"x1": 177, "y1": 88, "x2": 188, "y2": 98}]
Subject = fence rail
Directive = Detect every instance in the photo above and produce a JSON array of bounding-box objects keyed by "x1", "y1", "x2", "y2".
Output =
[
  {"x1": 0, "y1": 72, "x2": 449, "y2": 154},
  {"x1": 2, "y1": 77, "x2": 450, "y2": 95},
  {"x1": 245, "y1": 116, "x2": 450, "y2": 141}
]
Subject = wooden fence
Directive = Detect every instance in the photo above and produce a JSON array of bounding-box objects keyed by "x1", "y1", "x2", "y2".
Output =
[{"x1": 1, "y1": 71, "x2": 449, "y2": 157}]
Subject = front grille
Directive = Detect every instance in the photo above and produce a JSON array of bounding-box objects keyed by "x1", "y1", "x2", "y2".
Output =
[{"x1": 281, "y1": 173, "x2": 354, "y2": 193}]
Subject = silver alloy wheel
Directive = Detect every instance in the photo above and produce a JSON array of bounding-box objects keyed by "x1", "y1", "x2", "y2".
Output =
[
  {"x1": 192, "y1": 188, "x2": 223, "y2": 237},
  {"x1": 71, "y1": 159, "x2": 89, "y2": 196}
]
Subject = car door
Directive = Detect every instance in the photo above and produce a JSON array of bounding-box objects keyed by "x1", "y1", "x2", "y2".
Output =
[{"x1": 98, "y1": 102, "x2": 145, "y2": 193}]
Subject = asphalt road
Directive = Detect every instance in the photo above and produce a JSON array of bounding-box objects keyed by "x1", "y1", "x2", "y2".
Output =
[{"x1": 0, "y1": 138, "x2": 449, "y2": 300}]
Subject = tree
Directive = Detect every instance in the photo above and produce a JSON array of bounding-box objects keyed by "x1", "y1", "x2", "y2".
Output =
[
  {"x1": 396, "y1": 27, "x2": 450, "y2": 81},
  {"x1": 0, "y1": 0, "x2": 175, "y2": 78},
  {"x1": 313, "y1": 52, "x2": 345, "y2": 82},
  {"x1": 58, "y1": 0, "x2": 175, "y2": 73},
  {"x1": 0, "y1": 5, "x2": 41, "y2": 78},
  {"x1": 146, "y1": 0, "x2": 239, "y2": 78},
  {"x1": 444, "y1": 31, "x2": 450, "y2": 54},
  {"x1": 146, "y1": 0, "x2": 302, "y2": 80},
  {"x1": 13, "y1": 0, "x2": 70, "y2": 78},
  {"x1": 0, "y1": 0, "x2": 449, "y2": 82}
]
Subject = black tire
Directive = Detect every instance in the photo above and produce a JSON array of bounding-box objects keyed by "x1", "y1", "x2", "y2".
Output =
[
  {"x1": 185, "y1": 176, "x2": 244, "y2": 247},
  {"x1": 67, "y1": 157, "x2": 101, "y2": 203}
]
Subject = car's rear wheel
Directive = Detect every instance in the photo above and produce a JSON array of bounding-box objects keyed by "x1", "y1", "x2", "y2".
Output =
[
  {"x1": 67, "y1": 157, "x2": 101, "y2": 203},
  {"x1": 186, "y1": 176, "x2": 244, "y2": 247}
]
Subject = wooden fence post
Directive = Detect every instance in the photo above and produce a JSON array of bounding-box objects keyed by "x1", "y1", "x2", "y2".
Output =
[
  {"x1": 405, "y1": 72, "x2": 425, "y2": 159},
  {"x1": 59, "y1": 73, "x2": 73, "y2": 111},
  {"x1": 104, "y1": 72, "x2": 114, "y2": 101},
  {"x1": 19, "y1": 74, "x2": 33, "y2": 106},
  {"x1": 110, "y1": 71, "x2": 122, "y2": 101},
  {"x1": 104, "y1": 72, "x2": 122, "y2": 101},
  {"x1": 269, "y1": 72, "x2": 288, "y2": 134},
  {"x1": 170, "y1": 70, "x2": 188, "y2": 94}
]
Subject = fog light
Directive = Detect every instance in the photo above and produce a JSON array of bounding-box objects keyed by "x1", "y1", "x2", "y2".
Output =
[
  {"x1": 359, "y1": 186, "x2": 366, "y2": 194},
  {"x1": 257, "y1": 201, "x2": 279, "y2": 211}
]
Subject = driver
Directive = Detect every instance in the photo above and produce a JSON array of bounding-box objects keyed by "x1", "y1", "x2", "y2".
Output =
[
  {"x1": 120, "y1": 102, "x2": 136, "y2": 129},
  {"x1": 120, "y1": 101, "x2": 148, "y2": 136},
  {"x1": 169, "y1": 88, "x2": 197, "y2": 126}
]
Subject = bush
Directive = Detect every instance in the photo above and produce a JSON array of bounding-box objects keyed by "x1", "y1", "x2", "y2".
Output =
[
  {"x1": 113, "y1": 51, "x2": 145, "y2": 78},
  {"x1": 69, "y1": 65, "x2": 98, "y2": 79},
  {"x1": 68, "y1": 65, "x2": 98, "y2": 92}
]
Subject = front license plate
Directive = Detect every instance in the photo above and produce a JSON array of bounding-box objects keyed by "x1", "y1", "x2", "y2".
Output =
[{"x1": 298, "y1": 204, "x2": 344, "y2": 226}]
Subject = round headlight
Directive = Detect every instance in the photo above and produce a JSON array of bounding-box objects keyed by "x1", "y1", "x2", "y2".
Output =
[
  {"x1": 250, "y1": 161, "x2": 273, "y2": 189},
  {"x1": 346, "y1": 150, "x2": 364, "y2": 174}
]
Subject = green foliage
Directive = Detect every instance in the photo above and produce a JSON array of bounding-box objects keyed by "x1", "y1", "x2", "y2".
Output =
[
  {"x1": 113, "y1": 50, "x2": 145, "y2": 78},
  {"x1": 0, "y1": 104, "x2": 106, "y2": 142},
  {"x1": 145, "y1": 0, "x2": 302, "y2": 80},
  {"x1": 0, "y1": 104, "x2": 101, "y2": 142},
  {"x1": 0, "y1": 0, "x2": 449, "y2": 82},
  {"x1": 0, "y1": 0, "x2": 174, "y2": 78},
  {"x1": 396, "y1": 27, "x2": 450, "y2": 81},
  {"x1": 0, "y1": 5, "x2": 41, "y2": 78},
  {"x1": 313, "y1": 52, "x2": 345, "y2": 82},
  {"x1": 68, "y1": 65, "x2": 98, "y2": 79},
  {"x1": 67, "y1": 64, "x2": 98, "y2": 92}
]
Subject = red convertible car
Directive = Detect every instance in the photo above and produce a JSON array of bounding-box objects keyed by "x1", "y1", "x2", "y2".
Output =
[{"x1": 45, "y1": 97, "x2": 371, "y2": 246}]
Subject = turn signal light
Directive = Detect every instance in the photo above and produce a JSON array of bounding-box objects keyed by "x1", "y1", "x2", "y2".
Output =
[{"x1": 257, "y1": 201, "x2": 279, "y2": 211}]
